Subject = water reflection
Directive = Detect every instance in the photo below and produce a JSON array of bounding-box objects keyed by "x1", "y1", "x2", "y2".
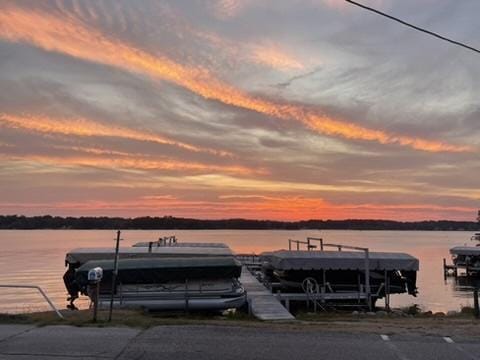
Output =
[{"x1": 448, "y1": 275, "x2": 480, "y2": 299}]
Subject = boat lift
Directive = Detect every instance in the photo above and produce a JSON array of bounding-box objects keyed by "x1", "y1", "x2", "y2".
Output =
[
  {"x1": 238, "y1": 237, "x2": 407, "y2": 312},
  {"x1": 287, "y1": 237, "x2": 374, "y2": 311}
]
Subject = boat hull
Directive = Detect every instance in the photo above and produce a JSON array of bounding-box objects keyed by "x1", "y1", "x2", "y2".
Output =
[{"x1": 97, "y1": 293, "x2": 247, "y2": 310}]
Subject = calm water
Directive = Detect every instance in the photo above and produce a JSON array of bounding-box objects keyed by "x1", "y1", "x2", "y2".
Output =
[{"x1": 0, "y1": 230, "x2": 477, "y2": 313}]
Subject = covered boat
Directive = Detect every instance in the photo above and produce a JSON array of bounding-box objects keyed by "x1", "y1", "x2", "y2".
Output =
[
  {"x1": 73, "y1": 257, "x2": 246, "y2": 310},
  {"x1": 450, "y1": 246, "x2": 480, "y2": 273},
  {"x1": 261, "y1": 250, "x2": 418, "y2": 301},
  {"x1": 63, "y1": 240, "x2": 243, "y2": 310},
  {"x1": 65, "y1": 246, "x2": 234, "y2": 267},
  {"x1": 470, "y1": 233, "x2": 480, "y2": 242}
]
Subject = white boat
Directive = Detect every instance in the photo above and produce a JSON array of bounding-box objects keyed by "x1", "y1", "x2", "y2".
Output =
[
  {"x1": 450, "y1": 246, "x2": 480, "y2": 273},
  {"x1": 448, "y1": 229, "x2": 480, "y2": 274},
  {"x1": 470, "y1": 233, "x2": 480, "y2": 242}
]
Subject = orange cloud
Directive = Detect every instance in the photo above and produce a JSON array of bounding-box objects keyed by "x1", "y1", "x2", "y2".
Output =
[
  {"x1": 0, "y1": 196, "x2": 474, "y2": 223},
  {"x1": 212, "y1": 0, "x2": 252, "y2": 19},
  {"x1": 2, "y1": 154, "x2": 259, "y2": 176},
  {"x1": 248, "y1": 43, "x2": 305, "y2": 70},
  {"x1": 0, "y1": 5, "x2": 471, "y2": 153},
  {"x1": 51, "y1": 145, "x2": 134, "y2": 157},
  {"x1": 0, "y1": 113, "x2": 231, "y2": 156},
  {"x1": 214, "y1": 195, "x2": 477, "y2": 221}
]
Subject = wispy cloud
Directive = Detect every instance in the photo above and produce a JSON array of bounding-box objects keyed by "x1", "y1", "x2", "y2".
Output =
[
  {"x1": 1, "y1": 154, "x2": 259, "y2": 176},
  {"x1": 0, "y1": 113, "x2": 231, "y2": 156},
  {"x1": 0, "y1": 5, "x2": 470, "y2": 153},
  {"x1": 248, "y1": 42, "x2": 305, "y2": 70},
  {"x1": 211, "y1": 0, "x2": 253, "y2": 19}
]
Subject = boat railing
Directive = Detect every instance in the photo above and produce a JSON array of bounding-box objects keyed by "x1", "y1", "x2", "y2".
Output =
[
  {"x1": 288, "y1": 237, "x2": 323, "y2": 251},
  {"x1": 0, "y1": 284, "x2": 64, "y2": 319}
]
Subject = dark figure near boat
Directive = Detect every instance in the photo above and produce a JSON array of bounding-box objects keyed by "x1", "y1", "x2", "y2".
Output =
[{"x1": 62, "y1": 263, "x2": 79, "y2": 310}]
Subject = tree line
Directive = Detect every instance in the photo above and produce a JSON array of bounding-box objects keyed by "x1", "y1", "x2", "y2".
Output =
[{"x1": 0, "y1": 215, "x2": 478, "y2": 231}]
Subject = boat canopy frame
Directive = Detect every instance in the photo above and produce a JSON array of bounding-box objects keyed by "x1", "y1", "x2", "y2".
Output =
[
  {"x1": 261, "y1": 237, "x2": 419, "y2": 310},
  {"x1": 284, "y1": 239, "x2": 375, "y2": 309}
]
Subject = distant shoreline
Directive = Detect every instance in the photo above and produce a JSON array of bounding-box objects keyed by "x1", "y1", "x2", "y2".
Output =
[{"x1": 1, "y1": 215, "x2": 478, "y2": 231}]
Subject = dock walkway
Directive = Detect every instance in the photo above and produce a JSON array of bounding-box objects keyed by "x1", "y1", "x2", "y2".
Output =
[{"x1": 240, "y1": 267, "x2": 295, "y2": 321}]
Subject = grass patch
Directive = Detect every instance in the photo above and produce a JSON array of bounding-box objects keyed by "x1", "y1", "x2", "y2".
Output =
[
  {"x1": 0, "y1": 308, "x2": 258, "y2": 328},
  {"x1": 0, "y1": 313, "x2": 30, "y2": 324}
]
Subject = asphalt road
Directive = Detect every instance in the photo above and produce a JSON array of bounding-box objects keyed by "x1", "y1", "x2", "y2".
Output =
[{"x1": 0, "y1": 324, "x2": 479, "y2": 360}]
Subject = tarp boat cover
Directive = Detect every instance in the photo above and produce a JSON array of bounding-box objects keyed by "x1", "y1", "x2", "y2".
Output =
[
  {"x1": 450, "y1": 246, "x2": 480, "y2": 256},
  {"x1": 72, "y1": 257, "x2": 246, "y2": 310},
  {"x1": 75, "y1": 256, "x2": 242, "y2": 286},
  {"x1": 132, "y1": 242, "x2": 229, "y2": 248},
  {"x1": 267, "y1": 250, "x2": 419, "y2": 271},
  {"x1": 66, "y1": 246, "x2": 234, "y2": 265}
]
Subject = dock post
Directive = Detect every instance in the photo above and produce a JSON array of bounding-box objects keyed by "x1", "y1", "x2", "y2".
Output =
[
  {"x1": 384, "y1": 270, "x2": 390, "y2": 311},
  {"x1": 184, "y1": 278, "x2": 189, "y2": 314},
  {"x1": 474, "y1": 288, "x2": 479, "y2": 319},
  {"x1": 92, "y1": 282, "x2": 99, "y2": 322},
  {"x1": 443, "y1": 258, "x2": 447, "y2": 280},
  {"x1": 108, "y1": 230, "x2": 122, "y2": 322},
  {"x1": 365, "y1": 250, "x2": 371, "y2": 311}
]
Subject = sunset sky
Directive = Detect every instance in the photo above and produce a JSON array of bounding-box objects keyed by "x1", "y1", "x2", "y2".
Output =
[{"x1": 0, "y1": 0, "x2": 478, "y2": 221}]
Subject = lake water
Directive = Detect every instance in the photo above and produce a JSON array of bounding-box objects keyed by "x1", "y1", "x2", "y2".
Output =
[{"x1": 0, "y1": 229, "x2": 477, "y2": 313}]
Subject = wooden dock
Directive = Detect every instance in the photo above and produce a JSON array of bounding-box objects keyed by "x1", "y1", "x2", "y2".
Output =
[{"x1": 240, "y1": 267, "x2": 295, "y2": 321}]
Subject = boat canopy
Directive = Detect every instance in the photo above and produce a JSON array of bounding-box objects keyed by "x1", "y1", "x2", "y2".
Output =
[
  {"x1": 75, "y1": 256, "x2": 242, "y2": 284},
  {"x1": 268, "y1": 250, "x2": 419, "y2": 271},
  {"x1": 66, "y1": 246, "x2": 234, "y2": 265},
  {"x1": 450, "y1": 246, "x2": 480, "y2": 256},
  {"x1": 132, "y1": 242, "x2": 229, "y2": 248}
]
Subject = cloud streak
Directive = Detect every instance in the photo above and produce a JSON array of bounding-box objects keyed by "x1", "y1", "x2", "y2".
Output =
[
  {"x1": 247, "y1": 42, "x2": 305, "y2": 70},
  {"x1": 0, "y1": 113, "x2": 231, "y2": 156},
  {"x1": 0, "y1": 5, "x2": 470, "y2": 153},
  {"x1": 1, "y1": 153, "x2": 258, "y2": 176},
  {"x1": 0, "y1": 196, "x2": 473, "y2": 221}
]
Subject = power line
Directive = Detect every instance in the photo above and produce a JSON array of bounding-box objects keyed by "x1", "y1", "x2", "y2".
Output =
[{"x1": 345, "y1": 0, "x2": 480, "y2": 55}]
